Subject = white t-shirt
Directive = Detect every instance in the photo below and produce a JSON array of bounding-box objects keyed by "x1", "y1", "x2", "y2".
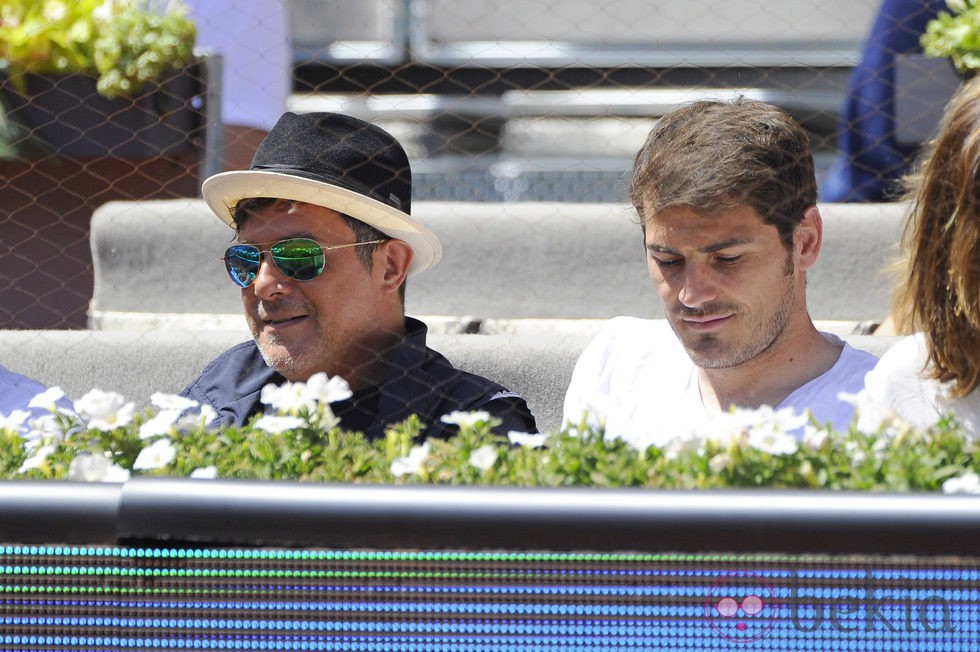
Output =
[
  {"x1": 563, "y1": 317, "x2": 878, "y2": 438},
  {"x1": 864, "y1": 332, "x2": 980, "y2": 432},
  {"x1": 187, "y1": 1, "x2": 291, "y2": 131}
]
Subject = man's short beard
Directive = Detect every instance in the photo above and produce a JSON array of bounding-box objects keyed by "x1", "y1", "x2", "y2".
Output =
[
  {"x1": 678, "y1": 252, "x2": 797, "y2": 369},
  {"x1": 686, "y1": 291, "x2": 794, "y2": 369}
]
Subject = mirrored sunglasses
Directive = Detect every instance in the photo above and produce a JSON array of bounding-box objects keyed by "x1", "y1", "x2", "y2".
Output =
[{"x1": 223, "y1": 237, "x2": 386, "y2": 288}]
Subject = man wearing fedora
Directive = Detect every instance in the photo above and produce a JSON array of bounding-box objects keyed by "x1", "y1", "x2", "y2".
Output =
[{"x1": 181, "y1": 112, "x2": 537, "y2": 438}]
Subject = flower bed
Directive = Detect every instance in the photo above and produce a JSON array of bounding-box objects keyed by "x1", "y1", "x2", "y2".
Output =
[{"x1": 2, "y1": 374, "x2": 977, "y2": 493}]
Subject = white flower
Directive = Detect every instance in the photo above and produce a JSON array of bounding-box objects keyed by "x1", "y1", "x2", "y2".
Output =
[
  {"x1": 261, "y1": 374, "x2": 352, "y2": 415},
  {"x1": 871, "y1": 434, "x2": 893, "y2": 461},
  {"x1": 67, "y1": 453, "x2": 130, "y2": 483},
  {"x1": 260, "y1": 381, "x2": 299, "y2": 411},
  {"x1": 42, "y1": 1, "x2": 68, "y2": 22},
  {"x1": 260, "y1": 381, "x2": 314, "y2": 413},
  {"x1": 943, "y1": 472, "x2": 980, "y2": 494},
  {"x1": 661, "y1": 432, "x2": 709, "y2": 460},
  {"x1": 28, "y1": 387, "x2": 65, "y2": 413},
  {"x1": 304, "y1": 373, "x2": 352, "y2": 404},
  {"x1": 838, "y1": 390, "x2": 895, "y2": 434},
  {"x1": 696, "y1": 411, "x2": 749, "y2": 448},
  {"x1": 844, "y1": 440, "x2": 866, "y2": 466},
  {"x1": 440, "y1": 411, "x2": 492, "y2": 429},
  {"x1": 469, "y1": 444, "x2": 498, "y2": 471},
  {"x1": 150, "y1": 393, "x2": 199, "y2": 412},
  {"x1": 725, "y1": 406, "x2": 803, "y2": 455},
  {"x1": 133, "y1": 438, "x2": 177, "y2": 470},
  {"x1": 508, "y1": 431, "x2": 549, "y2": 448},
  {"x1": 391, "y1": 442, "x2": 431, "y2": 478},
  {"x1": 24, "y1": 414, "x2": 64, "y2": 447},
  {"x1": 0, "y1": 410, "x2": 30, "y2": 434},
  {"x1": 740, "y1": 407, "x2": 803, "y2": 454},
  {"x1": 616, "y1": 426, "x2": 685, "y2": 453},
  {"x1": 747, "y1": 427, "x2": 799, "y2": 456},
  {"x1": 172, "y1": 405, "x2": 219, "y2": 433},
  {"x1": 253, "y1": 415, "x2": 305, "y2": 434},
  {"x1": 74, "y1": 389, "x2": 135, "y2": 431},
  {"x1": 709, "y1": 453, "x2": 733, "y2": 474},
  {"x1": 734, "y1": 405, "x2": 809, "y2": 435},
  {"x1": 92, "y1": 0, "x2": 113, "y2": 22},
  {"x1": 313, "y1": 404, "x2": 341, "y2": 431},
  {"x1": 200, "y1": 404, "x2": 218, "y2": 424},
  {"x1": 18, "y1": 444, "x2": 57, "y2": 474},
  {"x1": 801, "y1": 425, "x2": 831, "y2": 451},
  {"x1": 190, "y1": 466, "x2": 218, "y2": 479},
  {"x1": 139, "y1": 410, "x2": 181, "y2": 439}
]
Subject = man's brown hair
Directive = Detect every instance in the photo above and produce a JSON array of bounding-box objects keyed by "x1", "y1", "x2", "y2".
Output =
[{"x1": 629, "y1": 98, "x2": 817, "y2": 249}]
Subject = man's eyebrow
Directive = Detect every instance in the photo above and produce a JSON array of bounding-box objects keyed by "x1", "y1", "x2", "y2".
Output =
[
  {"x1": 701, "y1": 238, "x2": 752, "y2": 254},
  {"x1": 646, "y1": 238, "x2": 752, "y2": 255}
]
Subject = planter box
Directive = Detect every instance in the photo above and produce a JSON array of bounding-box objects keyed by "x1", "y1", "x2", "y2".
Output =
[
  {"x1": 0, "y1": 156, "x2": 199, "y2": 329},
  {"x1": 1, "y1": 62, "x2": 205, "y2": 159}
]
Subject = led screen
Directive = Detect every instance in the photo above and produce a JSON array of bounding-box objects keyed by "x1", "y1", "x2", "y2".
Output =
[{"x1": 0, "y1": 546, "x2": 976, "y2": 650}]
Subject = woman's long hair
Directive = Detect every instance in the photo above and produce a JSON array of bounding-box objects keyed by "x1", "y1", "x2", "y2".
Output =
[{"x1": 893, "y1": 76, "x2": 980, "y2": 398}]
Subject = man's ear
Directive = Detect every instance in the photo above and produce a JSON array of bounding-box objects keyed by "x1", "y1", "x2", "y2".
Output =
[
  {"x1": 796, "y1": 206, "x2": 823, "y2": 272},
  {"x1": 377, "y1": 239, "x2": 413, "y2": 293}
]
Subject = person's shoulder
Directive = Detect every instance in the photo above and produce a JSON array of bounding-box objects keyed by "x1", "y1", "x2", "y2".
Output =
[
  {"x1": 820, "y1": 331, "x2": 879, "y2": 373},
  {"x1": 864, "y1": 333, "x2": 929, "y2": 387},
  {"x1": 0, "y1": 363, "x2": 45, "y2": 389},
  {"x1": 873, "y1": 332, "x2": 927, "y2": 366},
  {"x1": 420, "y1": 345, "x2": 510, "y2": 398},
  {"x1": 416, "y1": 347, "x2": 538, "y2": 433},
  {"x1": 582, "y1": 317, "x2": 677, "y2": 358},
  {"x1": 839, "y1": 339, "x2": 881, "y2": 370},
  {"x1": 200, "y1": 339, "x2": 263, "y2": 370},
  {"x1": 181, "y1": 339, "x2": 272, "y2": 397},
  {"x1": 0, "y1": 364, "x2": 49, "y2": 411},
  {"x1": 598, "y1": 316, "x2": 674, "y2": 339},
  {"x1": 863, "y1": 333, "x2": 944, "y2": 429}
]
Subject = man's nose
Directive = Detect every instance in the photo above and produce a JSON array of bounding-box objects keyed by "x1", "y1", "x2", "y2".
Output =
[
  {"x1": 678, "y1": 263, "x2": 717, "y2": 308},
  {"x1": 250, "y1": 255, "x2": 291, "y2": 299}
]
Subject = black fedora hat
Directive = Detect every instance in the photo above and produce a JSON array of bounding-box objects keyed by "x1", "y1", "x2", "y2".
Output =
[{"x1": 202, "y1": 112, "x2": 441, "y2": 275}]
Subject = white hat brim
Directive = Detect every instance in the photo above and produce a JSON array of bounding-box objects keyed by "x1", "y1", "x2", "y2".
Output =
[{"x1": 201, "y1": 170, "x2": 442, "y2": 276}]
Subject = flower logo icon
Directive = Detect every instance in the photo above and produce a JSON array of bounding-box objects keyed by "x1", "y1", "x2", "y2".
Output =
[{"x1": 704, "y1": 571, "x2": 778, "y2": 643}]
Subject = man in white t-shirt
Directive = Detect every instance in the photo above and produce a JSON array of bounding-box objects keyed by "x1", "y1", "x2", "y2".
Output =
[{"x1": 563, "y1": 99, "x2": 878, "y2": 438}]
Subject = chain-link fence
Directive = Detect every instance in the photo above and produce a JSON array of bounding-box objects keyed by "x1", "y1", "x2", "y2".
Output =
[{"x1": 0, "y1": 0, "x2": 960, "y2": 332}]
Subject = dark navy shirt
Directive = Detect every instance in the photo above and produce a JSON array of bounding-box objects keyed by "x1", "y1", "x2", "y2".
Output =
[{"x1": 180, "y1": 318, "x2": 537, "y2": 439}]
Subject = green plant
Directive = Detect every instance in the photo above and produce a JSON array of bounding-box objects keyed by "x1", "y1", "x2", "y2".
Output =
[
  {"x1": 922, "y1": 0, "x2": 980, "y2": 74},
  {"x1": 4, "y1": 377, "x2": 980, "y2": 493},
  {"x1": 0, "y1": 0, "x2": 196, "y2": 98}
]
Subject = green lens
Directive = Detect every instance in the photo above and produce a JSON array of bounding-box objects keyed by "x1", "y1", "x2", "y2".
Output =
[{"x1": 270, "y1": 238, "x2": 325, "y2": 281}]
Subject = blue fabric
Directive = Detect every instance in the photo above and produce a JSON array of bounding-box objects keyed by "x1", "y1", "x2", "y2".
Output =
[
  {"x1": 0, "y1": 365, "x2": 50, "y2": 416},
  {"x1": 821, "y1": 0, "x2": 947, "y2": 202},
  {"x1": 0, "y1": 364, "x2": 72, "y2": 431},
  {"x1": 180, "y1": 317, "x2": 538, "y2": 438}
]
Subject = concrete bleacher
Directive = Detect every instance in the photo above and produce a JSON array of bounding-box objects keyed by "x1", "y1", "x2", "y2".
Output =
[{"x1": 87, "y1": 199, "x2": 906, "y2": 334}]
